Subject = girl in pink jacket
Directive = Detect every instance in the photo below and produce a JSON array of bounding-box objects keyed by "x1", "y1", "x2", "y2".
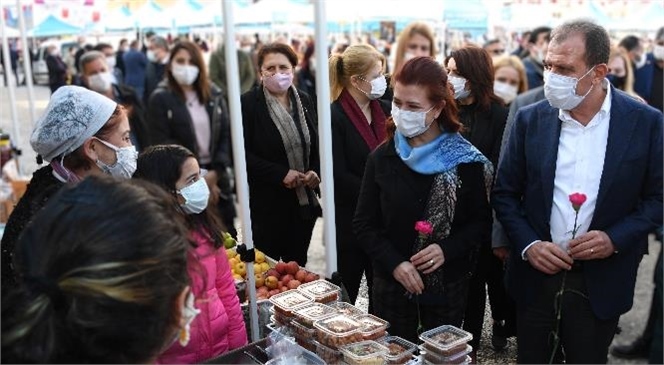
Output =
[{"x1": 134, "y1": 145, "x2": 248, "y2": 364}]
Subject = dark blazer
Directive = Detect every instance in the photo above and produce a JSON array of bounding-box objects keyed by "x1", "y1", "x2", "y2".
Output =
[
  {"x1": 353, "y1": 139, "x2": 492, "y2": 284},
  {"x1": 634, "y1": 53, "x2": 656, "y2": 102},
  {"x1": 240, "y1": 85, "x2": 320, "y2": 218},
  {"x1": 458, "y1": 100, "x2": 508, "y2": 169},
  {"x1": 144, "y1": 61, "x2": 166, "y2": 103},
  {"x1": 147, "y1": 82, "x2": 231, "y2": 174},
  {"x1": 122, "y1": 49, "x2": 147, "y2": 90},
  {"x1": 45, "y1": 54, "x2": 67, "y2": 90},
  {"x1": 331, "y1": 99, "x2": 390, "y2": 251},
  {"x1": 492, "y1": 88, "x2": 663, "y2": 319}
]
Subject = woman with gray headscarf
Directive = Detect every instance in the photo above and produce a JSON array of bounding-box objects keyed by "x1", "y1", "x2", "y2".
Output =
[
  {"x1": 240, "y1": 43, "x2": 320, "y2": 266},
  {"x1": 1, "y1": 85, "x2": 137, "y2": 295}
]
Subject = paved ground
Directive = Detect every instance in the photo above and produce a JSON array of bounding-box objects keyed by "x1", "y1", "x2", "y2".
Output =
[{"x1": 1, "y1": 83, "x2": 657, "y2": 364}]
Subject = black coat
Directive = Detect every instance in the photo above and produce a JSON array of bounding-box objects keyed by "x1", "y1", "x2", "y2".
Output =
[
  {"x1": 458, "y1": 101, "x2": 508, "y2": 169},
  {"x1": 45, "y1": 54, "x2": 67, "y2": 90},
  {"x1": 147, "y1": 82, "x2": 232, "y2": 175},
  {"x1": 353, "y1": 139, "x2": 492, "y2": 284},
  {"x1": 111, "y1": 83, "x2": 151, "y2": 151},
  {"x1": 331, "y1": 99, "x2": 390, "y2": 250},
  {"x1": 240, "y1": 85, "x2": 320, "y2": 220}
]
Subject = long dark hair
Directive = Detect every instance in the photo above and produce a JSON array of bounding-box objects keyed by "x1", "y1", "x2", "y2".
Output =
[
  {"x1": 134, "y1": 144, "x2": 226, "y2": 248},
  {"x1": 386, "y1": 56, "x2": 461, "y2": 139},
  {"x1": 446, "y1": 46, "x2": 504, "y2": 112},
  {"x1": 1, "y1": 176, "x2": 190, "y2": 364},
  {"x1": 166, "y1": 41, "x2": 211, "y2": 104}
]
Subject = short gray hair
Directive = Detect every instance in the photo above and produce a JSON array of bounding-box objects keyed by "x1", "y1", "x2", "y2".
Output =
[
  {"x1": 550, "y1": 19, "x2": 610, "y2": 67},
  {"x1": 78, "y1": 50, "x2": 106, "y2": 73}
]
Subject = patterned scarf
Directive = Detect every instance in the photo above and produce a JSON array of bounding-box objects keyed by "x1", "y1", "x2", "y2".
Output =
[
  {"x1": 263, "y1": 86, "x2": 313, "y2": 207},
  {"x1": 396, "y1": 131, "x2": 493, "y2": 294},
  {"x1": 338, "y1": 89, "x2": 387, "y2": 151}
]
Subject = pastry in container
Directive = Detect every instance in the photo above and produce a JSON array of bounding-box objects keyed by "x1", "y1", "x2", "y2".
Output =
[
  {"x1": 291, "y1": 318, "x2": 316, "y2": 339},
  {"x1": 293, "y1": 302, "x2": 337, "y2": 328},
  {"x1": 419, "y1": 325, "x2": 472, "y2": 357},
  {"x1": 339, "y1": 340, "x2": 389, "y2": 365},
  {"x1": 314, "y1": 340, "x2": 344, "y2": 364},
  {"x1": 313, "y1": 314, "x2": 364, "y2": 349},
  {"x1": 330, "y1": 301, "x2": 365, "y2": 317},
  {"x1": 355, "y1": 314, "x2": 390, "y2": 341},
  {"x1": 378, "y1": 336, "x2": 418, "y2": 365},
  {"x1": 420, "y1": 345, "x2": 472, "y2": 365},
  {"x1": 297, "y1": 279, "x2": 341, "y2": 303},
  {"x1": 269, "y1": 289, "x2": 313, "y2": 318}
]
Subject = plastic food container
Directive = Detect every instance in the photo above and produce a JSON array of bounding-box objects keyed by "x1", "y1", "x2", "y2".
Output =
[
  {"x1": 269, "y1": 307, "x2": 291, "y2": 326},
  {"x1": 378, "y1": 336, "x2": 418, "y2": 365},
  {"x1": 269, "y1": 289, "x2": 313, "y2": 317},
  {"x1": 313, "y1": 314, "x2": 364, "y2": 349},
  {"x1": 297, "y1": 279, "x2": 341, "y2": 303},
  {"x1": 293, "y1": 302, "x2": 337, "y2": 328},
  {"x1": 420, "y1": 345, "x2": 472, "y2": 365},
  {"x1": 295, "y1": 337, "x2": 318, "y2": 352},
  {"x1": 314, "y1": 340, "x2": 344, "y2": 364},
  {"x1": 330, "y1": 301, "x2": 365, "y2": 317},
  {"x1": 419, "y1": 325, "x2": 473, "y2": 357},
  {"x1": 291, "y1": 318, "x2": 316, "y2": 338},
  {"x1": 265, "y1": 322, "x2": 295, "y2": 345},
  {"x1": 264, "y1": 346, "x2": 325, "y2": 365},
  {"x1": 355, "y1": 314, "x2": 390, "y2": 341},
  {"x1": 339, "y1": 340, "x2": 389, "y2": 365}
]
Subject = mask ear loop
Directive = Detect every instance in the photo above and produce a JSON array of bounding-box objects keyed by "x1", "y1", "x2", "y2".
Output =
[{"x1": 574, "y1": 66, "x2": 596, "y2": 97}]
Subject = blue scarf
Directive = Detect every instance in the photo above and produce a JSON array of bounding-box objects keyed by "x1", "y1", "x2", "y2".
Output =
[{"x1": 394, "y1": 130, "x2": 489, "y2": 175}]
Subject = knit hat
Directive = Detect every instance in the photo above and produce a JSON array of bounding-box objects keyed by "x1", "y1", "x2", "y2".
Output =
[{"x1": 31, "y1": 85, "x2": 117, "y2": 162}]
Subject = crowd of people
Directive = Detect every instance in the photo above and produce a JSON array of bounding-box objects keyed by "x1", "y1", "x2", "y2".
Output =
[{"x1": 1, "y1": 18, "x2": 662, "y2": 364}]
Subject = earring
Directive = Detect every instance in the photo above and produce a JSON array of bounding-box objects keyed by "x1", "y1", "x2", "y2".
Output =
[{"x1": 178, "y1": 323, "x2": 192, "y2": 347}]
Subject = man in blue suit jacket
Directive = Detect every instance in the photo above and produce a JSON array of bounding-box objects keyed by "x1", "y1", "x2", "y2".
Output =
[{"x1": 493, "y1": 20, "x2": 663, "y2": 364}]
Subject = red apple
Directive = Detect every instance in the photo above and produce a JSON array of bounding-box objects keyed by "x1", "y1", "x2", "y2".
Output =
[
  {"x1": 275, "y1": 262, "x2": 288, "y2": 275},
  {"x1": 268, "y1": 289, "x2": 281, "y2": 297},
  {"x1": 266, "y1": 268, "x2": 280, "y2": 279},
  {"x1": 305, "y1": 273, "x2": 317, "y2": 283},
  {"x1": 286, "y1": 261, "x2": 299, "y2": 275},
  {"x1": 295, "y1": 269, "x2": 307, "y2": 282},
  {"x1": 288, "y1": 280, "x2": 302, "y2": 289},
  {"x1": 281, "y1": 274, "x2": 294, "y2": 286}
]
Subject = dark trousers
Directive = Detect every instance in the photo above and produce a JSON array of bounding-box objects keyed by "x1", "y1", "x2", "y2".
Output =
[
  {"x1": 517, "y1": 268, "x2": 619, "y2": 364},
  {"x1": 373, "y1": 273, "x2": 469, "y2": 345},
  {"x1": 464, "y1": 241, "x2": 516, "y2": 349},
  {"x1": 338, "y1": 245, "x2": 373, "y2": 311}
]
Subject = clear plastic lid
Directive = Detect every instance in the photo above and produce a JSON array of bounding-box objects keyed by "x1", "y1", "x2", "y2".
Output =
[
  {"x1": 418, "y1": 325, "x2": 473, "y2": 351},
  {"x1": 293, "y1": 302, "x2": 337, "y2": 326},
  {"x1": 329, "y1": 301, "x2": 365, "y2": 317},
  {"x1": 313, "y1": 314, "x2": 363, "y2": 336},
  {"x1": 297, "y1": 279, "x2": 341, "y2": 302},
  {"x1": 421, "y1": 345, "x2": 472, "y2": 364},
  {"x1": 269, "y1": 289, "x2": 313, "y2": 313},
  {"x1": 378, "y1": 336, "x2": 418, "y2": 361},
  {"x1": 291, "y1": 317, "x2": 316, "y2": 336},
  {"x1": 355, "y1": 314, "x2": 390, "y2": 335},
  {"x1": 339, "y1": 340, "x2": 389, "y2": 361}
]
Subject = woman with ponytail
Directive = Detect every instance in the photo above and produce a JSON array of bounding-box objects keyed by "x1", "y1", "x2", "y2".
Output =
[{"x1": 329, "y1": 44, "x2": 390, "y2": 311}]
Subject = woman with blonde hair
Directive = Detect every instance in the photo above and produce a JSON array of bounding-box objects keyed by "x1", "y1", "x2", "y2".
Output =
[
  {"x1": 392, "y1": 22, "x2": 436, "y2": 78},
  {"x1": 492, "y1": 55, "x2": 528, "y2": 105},
  {"x1": 608, "y1": 46, "x2": 641, "y2": 99},
  {"x1": 329, "y1": 44, "x2": 390, "y2": 310}
]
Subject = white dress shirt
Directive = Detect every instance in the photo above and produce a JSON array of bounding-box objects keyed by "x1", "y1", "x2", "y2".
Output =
[{"x1": 522, "y1": 80, "x2": 612, "y2": 258}]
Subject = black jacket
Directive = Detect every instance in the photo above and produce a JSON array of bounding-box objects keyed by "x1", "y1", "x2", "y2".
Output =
[
  {"x1": 144, "y1": 61, "x2": 166, "y2": 103},
  {"x1": 45, "y1": 54, "x2": 67, "y2": 89},
  {"x1": 458, "y1": 100, "x2": 508, "y2": 169},
  {"x1": 240, "y1": 85, "x2": 320, "y2": 218},
  {"x1": 1, "y1": 166, "x2": 63, "y2": 295},
  {"x1": 109, "y1": 83, "x2": 151, "y2": 151},
  {"x1": 147, "y1": 81, "x2": 231, "y2": 175},
  {"x1": 353, "y1": 139, "x2": 492, "y2": 283}
]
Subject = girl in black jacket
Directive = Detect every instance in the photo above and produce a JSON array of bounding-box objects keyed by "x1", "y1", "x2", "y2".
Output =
[{"x1": 147, "y1": 41, "x2": 236, "y2": 236}]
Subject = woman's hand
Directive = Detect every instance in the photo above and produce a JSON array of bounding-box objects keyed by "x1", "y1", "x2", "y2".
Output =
[
  {"x1": 393, "y1": 261, "x2": 424, "y2": 295},
  {"x1": 282, "y1": 169, "x2": 305, "y2": 189},
  {"x1": 303, "y1": 171, "x2": 320, "y2": 188},
  {"x1": 410, "y1": 243, "x2": 445, "y2": 274}
]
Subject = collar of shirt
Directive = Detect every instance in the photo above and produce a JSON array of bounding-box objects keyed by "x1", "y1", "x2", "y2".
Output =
[{"x1": 558, "y1": 78, "x2": 612, "y2": 128}]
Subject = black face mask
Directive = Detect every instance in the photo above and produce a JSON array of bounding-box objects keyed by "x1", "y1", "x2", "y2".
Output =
[{"x1": 607, "y1": 74, "x2": 626, "y2": 90}]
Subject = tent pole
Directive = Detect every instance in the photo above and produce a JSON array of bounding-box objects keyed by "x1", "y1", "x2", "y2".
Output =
[
  {"x1": 1, "y1": 7, "x2": 21, "y2": 176},
  {"x1": 221, "y1": 0, "x2": 260, "y2": 343},
  {"x1": 313, "y1": 1, "x2": 336, "y2": 279},
  {"x1": 16, "y1": 0, "x2": 36, "y2": 129}
]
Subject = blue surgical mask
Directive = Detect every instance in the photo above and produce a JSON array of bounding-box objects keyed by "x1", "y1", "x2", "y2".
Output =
[{"x1": 178, "y1": 178, "x2": 209, "y2": 215}]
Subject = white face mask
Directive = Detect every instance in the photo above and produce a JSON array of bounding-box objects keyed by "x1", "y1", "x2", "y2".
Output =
[
  {"x1": 178, "y1": 178, "x2": 210, "y2": 215},
  {"x1": 392, "y1": 103, "x2": 435, "y2": 138},
  {"x1": 448, "y1": 75, "x2": 471, "y2": 100},
  {"x1": 105, "y1": 56, "x2": 116, "y2": 69},
  {"x1": 404, "y1": 52, "x2": 416, "y2": 62},
  {"x1": 147, "y1": 50, "x2": 157, "y2": 62},
  {"x1": 654, "y1": 45, "x2": 664, "y2": 61},
  {"x1": 357, "y1": 75, "x2": 387, "y2": 100},
  {"x1": 263, "y1": 72, "x2": 293, "y2": 93},
  {"x1": 543, "y1": 67, "x2": 595, "y2": 111},
  {"x1": 88, "y1": 72, "x2": 114, "y2": 93},
  {"x1": 172, "y1": 64, "x2": 199, "y2": 86},
  {"x1": 94, "y1": 138, "x2": 138, "y2": 179},
  {"x1": 634, "y1": 53, "x2": 647, "y2": 69},
  {"x1": 494, "y1": 81, "x2": 519, "y2": 104}
]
